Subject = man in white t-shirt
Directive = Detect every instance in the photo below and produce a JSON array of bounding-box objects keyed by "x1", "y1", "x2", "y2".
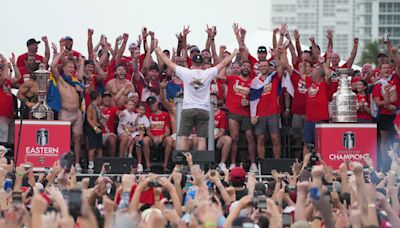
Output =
[{"x1": 156, "y1": 47, "x2": 238, "y2": 150}]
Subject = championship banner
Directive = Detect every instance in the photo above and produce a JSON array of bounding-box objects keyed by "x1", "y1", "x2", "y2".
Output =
[
  {"x1": 315, "y1": 123, "x2": 377, "y2": 169},
  {"x1": 14, "y1": 120, "x2": 71, "y2": 169}
]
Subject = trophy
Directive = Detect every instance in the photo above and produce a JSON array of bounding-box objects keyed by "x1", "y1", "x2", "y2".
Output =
[
  {"x1": 29, "y1": 64, "x2": 54, "y2": 120},
  {"x1": 331, "y1": 68, "x2": 357, "y2": 122}
]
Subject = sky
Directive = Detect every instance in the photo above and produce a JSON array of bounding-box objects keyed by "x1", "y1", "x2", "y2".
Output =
[{"x1": 0, "y1": 0, "x2": 270, "y2": 58}]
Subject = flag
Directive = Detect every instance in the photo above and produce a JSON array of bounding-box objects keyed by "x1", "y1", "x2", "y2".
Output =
[{"x1": 249, "y1": 71, "x2": 277, "y2": 117}]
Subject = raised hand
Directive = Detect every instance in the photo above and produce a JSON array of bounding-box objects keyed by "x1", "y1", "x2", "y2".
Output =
[
  {"x1": 205, "y1": 24, "x2": 213, "y2": 36},
  {"x1": 232, "y1": 23, "x2": 240, "y2": 35},
  {"x1": 309, "y1": 37, "x2": 316, "y2": 44},
  {"x1": 142, "y1": 27, "x2": 148, "y2": 39},
  {"x1": 148, "y1": 31, "x2": 155, "y2": 39},
  {"x1": 353, "y1": 37, "x2": 359, "y2": 47},
  {"x1": 183, "y1": 25, "x2": 190, "y2": 37},
  {"x1": 9, "y1": 53, "x2": 16, "y2": 66},
  {"x1": 273, "y1": 28, "x2": 279, "y2": 34},
  {"x1": 285, "y1": 32, "x2": 291, "y2": 41},
  {"x1": 326, "y1": 29, "x2": 334, "y2": 40},
  {"x1": 122, "y1": 33, "x2": 129, "y2": 42},
  {"x1": 279, "y1": 23, "x2": 288, "y2": 35},
  {"x1": 41, "y1": 36, "x2": 48, "y2": 43},
  {"x1": 175, "y1": 32, "x2": 183, "y2": 41},
  {"x1": 239, "y1": 27, "x2": 247, "y2": 37},
  {"x1": 294, "y1": 29, "x2": 300, "y2": 40},
  {"x1": 88, "y1": 28, "x2": 94, "y2": 37}
]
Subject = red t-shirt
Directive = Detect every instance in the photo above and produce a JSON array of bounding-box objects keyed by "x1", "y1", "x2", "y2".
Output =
[
  {"x1": 0, "y1": 80, "x2": 14, "y2": 118},
  {"x1": 226, "y1": 75, "x2": 251, "y2": 116},
  {"x1": 253, "y1": 75, "x2": 281, "y2": 117},
  {"x1": 291, "y1": 71, "x2": 307, "y2": 115},
  {"x1": 328, "y1": 63, "x2": 349, "y2": 100},
  {"x1": 373, "y1": 68, "x2": 381, "y2": 78},
  {"x1": 114, "y1": 184, "x2": 164, "y2": 206},
  {"x1": 356, "y1": 94, "x2": 372, "y2": 121},
  {"x1": 305, "y1": 77, "x2": 329, "y2": 121},
  {"x1": 214, "y1": 109, "x2": 227, "y2": 129},
  {"x1": 119, "y1": 54, "x2": 146, "y2": 79},
  {"x1": 372, "y1": 76, "x2": 399, "y2": 115},
  {"x1": 148, "y1": 111, "x2": 170, "y2": 136},
  {"x1": 101, "y1": 105, "x2": 119, "y2": 134},
  {"x1": 16, "y1": 53, "x2": 44, "y2": 69},
  {"x1": 248, "y1": 54, "x2": 259, "y2": 78}
]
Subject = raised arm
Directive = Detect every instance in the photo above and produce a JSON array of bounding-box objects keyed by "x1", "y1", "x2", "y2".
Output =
[
  {"x1": 51, "y1": 49, "x2": 66, "y2": 81},
  {"x1": 156, "y1": 47, "x2": 178, "y2": 72},
  {"x1": 215, "y1": 49, "x2": 239, "y2": 73},
  {"x1": 294, "y1": 29, "x2": 302, "y2": 61},
  {"x1": 278, "y1": 23, "x2": 288, "y2": 47},
  {"x1": 345, "y1": 38, "x2": 359, "y2": 67},
  {"x1": 87, "y1": 29, "x2": 94, "y2": 61},
  {"x1": 285, "y1": 32, "x2": 297, "y2": 65},
  {"x1": 390, "y1": 47, "x2": 400, "y2": 77},
  {"x1": 326, "y1": 29, "x2": 333, "y2": 51},
  {"x1": 9, "y1": 53, "x2": 22, "y2": 86},
  {"x1": 272, "y1": 28, "x2": 279, "y2": 49},
  {"x1": 309, "y1": 37, "x2": 320, "y2": 64},
  {"x1": 42, "y1": 36, "x2": 50, "y2": 67},
  {"x1": 115, "y1": 33, "x2": 129, "y2": 65},
  {"x1": 232, "y1": 23, "x2": 244, "y2": 47}
]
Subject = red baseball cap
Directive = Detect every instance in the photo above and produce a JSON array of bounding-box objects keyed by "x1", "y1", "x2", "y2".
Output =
[{"x1": 230, "y1": 167, "x2": 246, "y2": 181}]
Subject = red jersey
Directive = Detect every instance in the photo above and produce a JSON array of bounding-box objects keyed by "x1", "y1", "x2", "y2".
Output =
[
  {"x1": 291, "y1": 71, "x2": 307, "y2": 115},
  {"x1": 226, "y1": 75, "x2": 251, "y2": 116},
  {"x1": 115, "y1": 184, "x2": 163, "y2": 206},
  {"x1": 101, "y1": 105, "x2": 119, "y2": 134},
  {"x1": 373, "y1": 68, "x2": 381, "y2": 78},
  {"x1": 356, "y1": 94, "x2": 372, "y2": 121},
  {"x1": 214, "y1": 109, "x2": 227, "y2": 129},
  {"x1": 0, "y1": 80, "x2": 14, "y2": 118},
  {"x1": 119, "y1": 54, "x2": 146, "y2": 79},
  {"x1": 253, "y1": 74, "x2": 281, "y2": 117},
  {"x1": 16, "y1": 53, "x2": 44, "y2": 69},
  {"x1": 372, "y1": 76, "x2": 399, "y2": 115},
  {"x1": 305, "y1": 77, "x2": 329, "y2": 121},
  {"x1": 148, "y1": 111, "x2": 170, "y2": 136}
]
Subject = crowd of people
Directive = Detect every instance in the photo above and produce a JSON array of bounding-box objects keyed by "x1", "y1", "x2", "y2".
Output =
[
  {"x1": 0, "y1": 21, "x2": 399, "y2": 228},
  {"x1": 0, "y1": 142, "x2": 398, "y2": 227},
  {"x1": 0, "y1": 23, "x2": 400, "y2": 174}
]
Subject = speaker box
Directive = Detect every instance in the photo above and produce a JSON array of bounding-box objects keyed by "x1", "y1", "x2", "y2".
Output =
[
  {"x1": 260, "y1": 158, "x2": 296, "y2": 175},
  {"x1": 94, "y1": 157, "x2": 136, "y2": 174},
  {"x1": 172, "y1": 150, "x2": 215, "y2": 163}
]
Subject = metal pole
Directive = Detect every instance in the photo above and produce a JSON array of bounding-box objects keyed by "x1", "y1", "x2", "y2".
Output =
[
  {"x1": 208, "y1": 102, "x2": 215, "y2": 151},
  {"x1": 174, "y1": 98, "x2": 183, "y2": 149}
]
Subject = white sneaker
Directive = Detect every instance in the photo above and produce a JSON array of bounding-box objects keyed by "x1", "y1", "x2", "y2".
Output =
[
  {"x1": 88, "y1": 161, "x2": 94, "y2": 170},
  {"x1": 218, "y1": 163, "x2": 227, "y2": 172},
  {"x1": 229, "y1": 164, "x2": 236, "y2": 170},
  {"x1": 127, "y1": 153, "x2": 133, "y2": 158},
  {"x1": 137, "y1": 164, "x2": 143, "y2": 173},
  {"x1": 75, "y1": 163, "x2": 82, "y2": 173},
  {"x1": 249, "y1": 163, "x2": 258, "y2": 173}
]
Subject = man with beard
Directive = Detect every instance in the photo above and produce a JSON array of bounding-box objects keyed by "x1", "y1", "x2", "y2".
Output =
[
  {"x1": 250, "y1": 59, "x2": 284, "y2": 160},
  {"x1": 100, "y1": 91, "x2": 119, "y2": 157},
  {"x1": 218, "y1": 61, "x2": 256, "y2": 172},
  {"x1": 59, "y1": 36, "x2": 81, "y2": 65},
  {"x1": 17, "y1": 37, "x2": 50, "y2": 71},
  {"x1": 136, "y1": 62, "x2": 160, "y2": 103},
  {"x1": 16, "y1": 57, "x2": 40, "y2": 119},
  {"x1": 78, "y1": 59, "x2": 106, "y2": 107},
  {"x1": 105, "y1": 65, "x2": 135, "y2": 108},
  {"x1": 51, "y1": 49, "x2": 84, "y2": 172}
]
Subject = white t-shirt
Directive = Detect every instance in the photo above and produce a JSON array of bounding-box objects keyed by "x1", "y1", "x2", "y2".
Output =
[
  {"x1": 117, "y1": 109, "x2": 138, "y2": 136},
  {"x1": 175, "y1": 66, "x2": 218, "y2": 111}
]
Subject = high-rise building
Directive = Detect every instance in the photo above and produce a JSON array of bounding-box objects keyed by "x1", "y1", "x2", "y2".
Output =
[
  {"x1": 271, "y1": 0, "x2": 356, "y2": 60},
  {"x1": 271, "y1": 0, "x2": 400, "y2": 62}
]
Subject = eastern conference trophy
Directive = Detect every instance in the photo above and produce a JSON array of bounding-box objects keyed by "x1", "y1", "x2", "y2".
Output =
[
  {"x1": 331, "y1": 68, "x2": 357, "y2": 122},
  {"x1": 29, "y1": 64, "x2": 54, "y2": 120}
]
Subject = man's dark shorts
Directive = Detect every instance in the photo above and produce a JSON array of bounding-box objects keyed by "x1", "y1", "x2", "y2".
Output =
[
  {"x1": 377, "y1": 114, "x2": 395, "y2": 132},
  {"x1": 179, "y1": 108, "x2": 209, "y2": 138},
  {"x1": 228, "y1": 113, "x2": 253, "y2": 131}
]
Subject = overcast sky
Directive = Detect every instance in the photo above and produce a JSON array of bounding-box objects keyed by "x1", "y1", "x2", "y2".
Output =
[{"x1": 0, "y1": 0, "x2": 270, "y2": 58}]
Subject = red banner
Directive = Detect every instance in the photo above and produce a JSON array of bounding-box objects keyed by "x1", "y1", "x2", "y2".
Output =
[
  {"x1": 315, "y1": 123, "x2": 377, "y2": 169},
  {"x1": 14, "y1": 120, "x2": 71, "y2": 169}
]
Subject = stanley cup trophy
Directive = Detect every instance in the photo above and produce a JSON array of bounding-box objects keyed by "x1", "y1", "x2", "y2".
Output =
[
  {"x1": 331, "y1": 68, "x2": 357, "y2": 122},
  {"x1": 29, "y1": 64, "x2": 54, "y2": 120}
]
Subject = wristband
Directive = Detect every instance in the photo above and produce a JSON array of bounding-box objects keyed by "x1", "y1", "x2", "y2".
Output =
[{"x1": 204, "y1": 221, "x2": 217, "y2": 227}]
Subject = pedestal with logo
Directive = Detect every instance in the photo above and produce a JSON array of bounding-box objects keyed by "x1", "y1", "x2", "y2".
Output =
[
  {"x1": 315, "y1": 123, "x2": 377, "y2": 169},
  {"x1": 14, "y1": 120, "x2": 71, "y2": 170}
]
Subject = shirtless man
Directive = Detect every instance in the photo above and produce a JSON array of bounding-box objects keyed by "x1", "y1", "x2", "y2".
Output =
[
  {"x1": 105, "y1": 65, "x2": 135, "y2": 107},
  {"x1": 16, "y1": 69, "x2": 39, "y2": 119},
  {"x1": 51, "y1": 49, "x2": 84, "y2": 172}
]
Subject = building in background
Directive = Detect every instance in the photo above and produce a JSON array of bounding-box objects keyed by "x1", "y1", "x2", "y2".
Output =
[{"x1": 271, "y1": 0, "x2": 400, "y2": 62}]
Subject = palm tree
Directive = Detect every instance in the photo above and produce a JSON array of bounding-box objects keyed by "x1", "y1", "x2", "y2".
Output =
[{"x1": 359, "y1": 41, "x2": 379, "y2": 66}]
